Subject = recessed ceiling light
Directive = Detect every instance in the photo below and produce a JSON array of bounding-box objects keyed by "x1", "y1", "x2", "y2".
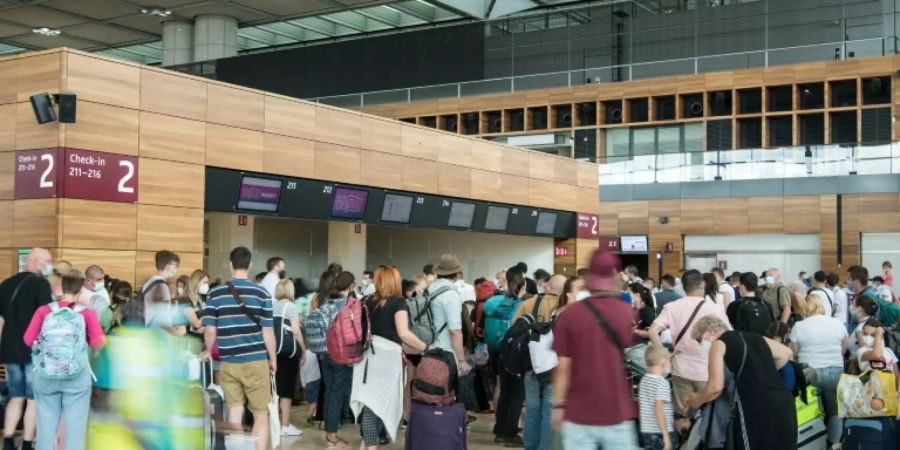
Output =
[
  {"x1": 141, "y1": 7, "x2": 171, "y2": 17},
  {"x1": 32, "y1": 27, "x2": 61, "y2": 36}
]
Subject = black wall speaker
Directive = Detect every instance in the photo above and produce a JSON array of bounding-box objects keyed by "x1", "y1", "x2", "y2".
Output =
[
  {"x1": 487, "y1": 112, "x2": 502, "y2": 133},
  {"x1": 683, "y1": 94, "x2": 703, "y2": 118},
  {"x1": 29, "y1": 92, "x2": 56, "y2": 124},
  {"x1": 509, "y1": 110, "x2": 524, "y2": 131},
  {"x1": 555, "y1": 105, "x2": 572, "y2": 128},
  {"x1": 443, "y1": 115, "x2": 457, "y2": 132},
  {"x1": 57, "y1": 92, "x2": 76, "y2": 123},
  {"x1": 578, "y1": 102, "x2": 596, "y2": 125},
  {"x1": 464, "y1": 113, "x2": 479, "y2": 135},
  {"x1": 604, "y1": 100, "x2": 622, "y2": 124}
]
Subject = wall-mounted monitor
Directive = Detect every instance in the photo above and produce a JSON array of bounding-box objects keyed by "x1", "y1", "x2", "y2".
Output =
[
  {"x1": 485, "y1": 205, "x2": 510, "y2": 231},
  {"x1": 448, "y1": 202, "x2": 475, "y2": 228},
  {"x1": 236, "y1": 176, "x2": 283, "y2": 212},
  {"x1": 620, "y1": 235, "x2": 648, "y2": 253},
  {"x1": 331, "y1": 187, "x2": 369, "y2": 220},
  {"x1": 536, "y1": 212, "x2": 557, "y2": 235},
  {"x1": 381, "y1": 193, "x2": 414, "y2": 224}
]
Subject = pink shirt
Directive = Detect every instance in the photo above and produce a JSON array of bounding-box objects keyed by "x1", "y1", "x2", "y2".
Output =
[
  {"x1": 653, "y1": 296, "x2": 731, "y2": 382},
  {"x1": 885, "y1": 271, "x2": 894, "y2": 288},
  {"x1": 23, "y1": 300, "x2": 105, "y2": 350}
]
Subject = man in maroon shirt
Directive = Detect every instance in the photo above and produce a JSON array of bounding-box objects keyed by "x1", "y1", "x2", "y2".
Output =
[{"x1": 551, "y1": 250, "x2": 638, "y2": 449}]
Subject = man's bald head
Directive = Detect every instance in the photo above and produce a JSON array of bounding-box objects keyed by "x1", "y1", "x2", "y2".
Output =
[
  {"x1": 547, "y1": 274, "x2": 567, "y2": 295},
  {"x1": 25, "y1": 248, "x2": 51, "y2": 275}
]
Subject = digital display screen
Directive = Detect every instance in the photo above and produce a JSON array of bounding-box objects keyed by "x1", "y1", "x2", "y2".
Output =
[
  {"x1": 236, "y1": 176, "x2": 282, "y2": 212},
  {"x1": 381, "y1": 193, "x2": 414, "y2": 224},
  {"x1": 331, "y1": 187, "x2": 369, "y2": 220},
  {"x1": 536, "y1": 212, "x2": 558, "y2": 235},
  {"x1": 448, "y1": 202, "x2": 475, "y2": 228},
  {"x1": 620, "y1": 235, "x2": 648, "y2": 253},
  {"x1": 485, "y1": 206, "x2": 510, "y2": 231}
]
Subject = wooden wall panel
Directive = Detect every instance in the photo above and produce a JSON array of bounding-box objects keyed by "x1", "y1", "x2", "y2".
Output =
[
  {"x1": 437, "y1": 134, "x2": 472, "y2": 166},
  {"x1": 528, "y1": 152, "x2": 555, "y2": 182},
  {"x1": 401, "y1": 126, "x2": 439, "y2": 161},
  {"x1": 0, "y1": 152, "x2": 12, "y2": 199},
  {"x1": 359, "y1": 149, "x2": 403, "y2": 189},
  {"x1": 60, "y1": 249, "x2": 137, "y2": 284},
  {"x1": 553, "y1": 157, "x2": 577, "y2": 185},
  {"x1": 577, "y1": 187, "x2": 600, "y2": 213},
  {"x1": 502, "y1": 148, "x2": 531, "y2": 178},
  {"x1": 13, "y1": 199, "x2": 59, "y2": 248},
  {"x1": 314, "y1": 142, "x2": 361, "y2": 184},
  {"x1": 503, "y1": 174, "x2": 531, "y2": 206},
  {"x1": 0, "y1": 201, "x2": 11, "y2": 247},
  {"x1": 470, "y1": 169, "x2": 502, "y2": 203},
  {"x1": 361, "y1": 116, "x2": 402, "y2": 155},
  {"x1": 63, "y1": 102, "x2": 139, "y2": 155},
  {"x1": 61, "y1": 199, "x2": 136, "y2": 250},
  {"x1": 841, "y1": 195, "x2": 861, "y2": 268},
  {"x1": 205, "y1": 124, "x2": 264, "y2": 171},
  {"x1": 748, "y1": 197, "x2": 784, "y2": 232},
  {"x1": 858, "y1": 193, "x2": 900, "y2": 232},
  {"x1": 0, "y1": 249, "x2": 13, "y2": 281},
  {"x1": 65, "y1": 53, "x2": 139, "y2": 109},
  {"x1": 16, "y1": 53, "x2": 61, "y2": 102},
  {"x1": 617, "y1": 201, "x2": 650, "y2": 234},
  {"x1": 575, "y1": 237, "x2": 598, "y2": 269},
  {"x1": 471, "y1": 141, "x2": 502, "y2": 172},
  {"x1": 140, "y1": 69, "x2": 207, "y2": 121},
  {"x1": 262, "y1": 133, "x2": 315, "y2": 179},
  {"x1": 680, "y1": 199, "x2": 714, "y2": 234},
  {"x1": 401, "y1": 159, "x2": 438, "y2": 194},
  {"x1": 138, "y1": 158, "x2": 204, "y2": 208},
  {"x1": 0, "y1": 59, "x2": 16, "y2": 104},
  {"x1": 136, "y1": 204, "x2": 203, "y2": 253},
  {"x1": 139, "y1": 111, "x2": 206, "y2": 164},
  {"x1": 711, "y1": 198, "x2": 749, "y2": 234},
  {"x1": 207, "y1": 84, "x2": 265, "y2": 131},
  {"x1": 316, "y1": 106, "x2": 361, "y2": 148},
  {"x1": 577, "y1": 163, "x2": 598, "y2": 188},
  {"x1": 819, "y1": 195, "x2": 838, "y2": 274},
  {"x1": 0, "y1": 104, "x2": 15, "y2": 151},
  {"x1": 264, "y1": 95, "x2": 316, "y2": 140},
  {"x1": 16, "y1": 102, "x2": 58, "y2": 150},
  {"x1": 783, "y1": 196, "x2": 822, "y2": 233},
  {"x1": 436, "y1": 163, "x2": 471, "y2": 198}
]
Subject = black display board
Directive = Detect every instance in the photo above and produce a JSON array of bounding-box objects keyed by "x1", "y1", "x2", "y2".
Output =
[{"x1": 205, "y1": 167, "x2": 577, "y2": 238}]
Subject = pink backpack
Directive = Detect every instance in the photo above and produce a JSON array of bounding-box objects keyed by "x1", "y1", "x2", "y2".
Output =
[{"x1": 326, "y1": 297, "x2": 370, "y2": 365}]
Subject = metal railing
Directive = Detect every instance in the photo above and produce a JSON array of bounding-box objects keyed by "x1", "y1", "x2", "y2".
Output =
[{"x1": 599, "y1": 143, "x2": 900, "y2": 185}]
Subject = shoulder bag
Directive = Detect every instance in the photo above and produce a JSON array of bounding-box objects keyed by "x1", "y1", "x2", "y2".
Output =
[
  {"x1": 725, "y1": 332, "x2": 750, "y2": 450},
  {"x1": 226, "y1": 281, "x2": 261, "y2": 329},
  {"x1": 673, "y1": 300, "x2": 706, "y2": 349}
]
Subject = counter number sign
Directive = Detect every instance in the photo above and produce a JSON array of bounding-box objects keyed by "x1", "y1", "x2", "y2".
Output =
[{"x1": 15, "y1": 148, "x2": 139, "y2": 203}]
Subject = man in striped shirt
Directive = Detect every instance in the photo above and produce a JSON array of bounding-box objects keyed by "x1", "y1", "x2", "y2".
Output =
[{"x1": 202, "y1": 246, "x2": 277, "y2": 449}]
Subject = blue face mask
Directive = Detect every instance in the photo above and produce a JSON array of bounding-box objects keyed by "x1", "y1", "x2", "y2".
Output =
[{"x1": 41, "y1": 264, "x2": 54, "y2": 278}]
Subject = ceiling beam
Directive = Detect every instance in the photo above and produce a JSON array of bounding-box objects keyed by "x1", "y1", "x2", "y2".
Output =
[
  {"x1": 254, "y1": 24, "x2": 307, "y2": 41},
  {"x1": 352, "y1": 9, "x2": 402, "y2": 28},
  {"x1": 422, "y1": 0, "x2": 484, "y2": 19},
  {"x1": 386, "y1": 3, "x2": 435, "y2": 22},
  {"x1": 285, "y1": 19, "x2": 336, "y2": 37},
  {"x1": 318, "y1": 14, "x2": 368, "y2": 33}
]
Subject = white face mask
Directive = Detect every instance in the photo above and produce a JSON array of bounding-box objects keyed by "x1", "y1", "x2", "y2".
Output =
[
  {"x1": 177, "y1": 287, "x2": 185, "y2": 296},
  {"x1": 863, "y1": 335, "x2": 875, "y2": 347},
  {"x1": 765, "y1": 276, "x2": 776, "y2": 286},
  {"x1": 699, "y1": 340, "x2": 712, "y2": 357},
  {"x1": 575, "y1": 290, "x2": 591, "y2": 302},
  {"x1": 198, "y1": 284, "x2": 209, "y2": 295}
]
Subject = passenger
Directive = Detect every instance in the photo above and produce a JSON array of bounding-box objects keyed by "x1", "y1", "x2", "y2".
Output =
[
  {"x1": 728, "y1": 271, "x2": 742, "y2": 304},
  {"x1": 702, "y1": 272, "x2": 724, "y2": 306},
  {"x1": 654, "y1": 274, "x2": 681, "y2": 315},
  {"x1": 25, "y1": 269, "x2": 105, "y2": 450},
  {"x1": 789, "y1": 293, "x2": 848, "y2": 444},
  {"x1": 141, "y1": 250, "x2": 180, "y2": 327},
  {"x1": 850, "y1": 294, "x2": 879, "y2": 354},
  {"x1": 883, "y1": 261, "x2": 894, "y2": 288},
  {"x1": 726, "y1": 272, "x2": 773, "y2": 335},
  {"x1": 360, "y1": 270, "x2": 376, "y2": 297},
  {"x1": 826, "y1": 272, "x2": 849, "y2": 328},
  {"x1": 260, "y1": 256, "x2": 285, "y2": 298},
  {"x1": 494, "y1": 269, "x2": 508, "y2": 292},
  {"x1": 515, "y1": 274, "x2": 565, "y2": 450},
  {"x1": 638, "y1": 344, "x2": 677, "y2": 450},
  {"x1": 799, "y1": 271, "x2": 809, "y2": 284},
  {"x1": 175, "y1": 274, "x2": 189, "y2": 299},
  {"x1": 48, "y1": 260, "x2": 72, "y2": 300},
  {"x1": 710, "y1": 267, "x2": 734, "y2": 307},
  {"x1": 856, "y1": 318, "x2": 898, "y2": 372},
  {"x1": 533, "y1": 269, "x2": 551, "y2": 294},
  {"x1": 484, "y1": 268, "x2": 524, "y2": 445},
  {"x1": 808, "y1": 270, "x2": 835, "y2": 318},
  {"x1": 422, "y1": 264, "x2": 435, "y2": 284},
  {"x1": 648, "y1": 269, "x2": 731, "y2": 430},
  {"x1": 683, "y1": 315, "x2": 796, "y2": 450},
  {"x1": 0, "y1": 247, "x2": 54, "y2": 450},
  {"x1": 292, "y1": 277, "x2": 314, "y2": 323},
  {"x1": 273, "y1": 279, "x2": 305, "y2": 437},
  {"x1": 557, "y1": 274, "x2": 586, "y2": 315},
  {"x1": 201, "y1": 246, "x2": 276, "y2": 450},
  {"x1": 471, "y1": 278, "x2": 498, "y2": 414},
  {"x1": 872, "y1": 276, "x2": 893, "y2": 302},
  {"x1": 762, "y1": 267, "x2": 792, "y2": 324},
  {"x1": 642, "y1": 277, "x2": 657, "y2": 294},
  {"x1": 628, "y1": 282, "x2": 656, "y2": 341},
  {"x1": 352, "y1": 266, "x2": 427, "y2": 449},
  {"x1": 77, "y1": 265, "x2": 109, "y2": 312},
  {"x1": 100, "y1": 280, "x2": 133, "y2": 334},
  {"x1": 787, "y1": 280, "x2": 809, "y2": 321},
  {"x1": 455, "y1": 271, "x2": 477, "y2": 309},
  {"x1": 551, "y1": 250, "x2": 638, "y2": 449},
  {"x1": 412, "y1": 273, "x2": 428, "y2": 296}
]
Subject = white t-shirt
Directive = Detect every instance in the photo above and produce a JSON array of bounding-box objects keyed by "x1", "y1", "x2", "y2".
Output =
[
  {"x1": 790, "y1": 315, "x2": 847, "y2": 369},
  {"x1": 856, "y1": 345, "x2": 898, "y2": 372},
  {"x1": 832, "y1": 287, "x2": 849, "y2": 325},
  {"x1": 718, "y1": 282, "x2": 733, "y2": 303},
  {"x1": 455, "y1": 280, "x2": 476, "y2": 303},
  {"x1": 260, "y1": 272, "x2": 280, "y2": 298},
  {"x1": 809, "y1": 288, "x2": 834, "y2": 318}
]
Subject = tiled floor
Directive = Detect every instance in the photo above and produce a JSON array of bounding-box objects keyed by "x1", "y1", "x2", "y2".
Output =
[{"x1": 275, "y1": 407, "x2": 509, "y2": 449}]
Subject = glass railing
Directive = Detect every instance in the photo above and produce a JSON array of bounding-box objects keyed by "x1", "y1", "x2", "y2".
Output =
[{"x1": 599, "y1": 143, "x2": 900, "y2": 185}]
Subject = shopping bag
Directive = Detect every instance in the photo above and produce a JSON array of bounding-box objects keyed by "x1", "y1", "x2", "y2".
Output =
[
  {"x1": 837, "y1": 369, "x2": 898, "y2": 418},
  {"x1": 269, "y1": 376, "x2": 281, "y2": 448}
]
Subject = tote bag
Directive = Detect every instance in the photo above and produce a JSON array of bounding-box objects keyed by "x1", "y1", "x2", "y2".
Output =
[{"x1": 268, "y1": 376, "x2": 281, "y2": 448}]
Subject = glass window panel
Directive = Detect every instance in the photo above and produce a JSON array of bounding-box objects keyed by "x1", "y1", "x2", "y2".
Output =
[
  {"x1": 632, "y1": 128, "x2": 656, "y2": 156},
  {"x1": 684, "y1": 123, "x2": 703, "y2": 152},
  {"x1": 658, "y1": 126, "x2": 682, "y2": 153},
  {"x1": 606, "y1": 128, "x2": 630, "y2": 159}
]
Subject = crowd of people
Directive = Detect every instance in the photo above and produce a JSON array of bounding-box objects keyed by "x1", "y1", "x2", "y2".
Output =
[{"x1": 0, "y1": 245, "x2": 898, "y2": 450}]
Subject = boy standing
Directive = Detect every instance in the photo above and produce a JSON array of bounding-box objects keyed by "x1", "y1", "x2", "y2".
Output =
[{"x1": 638, "y1": 345, "x2": 676, "y2": 450}]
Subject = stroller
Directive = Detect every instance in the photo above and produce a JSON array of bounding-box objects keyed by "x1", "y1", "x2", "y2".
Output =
[{"x1": 625, "y1": 342, "x2": 650, "y2": 400}]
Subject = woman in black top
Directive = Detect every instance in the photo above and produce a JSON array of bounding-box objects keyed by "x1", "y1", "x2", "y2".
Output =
[
  {"x1": 629, "y1": 282, "x2": 656, "y2": 340},
  {"x1": 685, "y1": 315, "x2": 797, "y2": 450}
]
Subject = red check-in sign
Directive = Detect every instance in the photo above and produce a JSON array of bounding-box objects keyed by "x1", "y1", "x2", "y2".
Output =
[
  {"x1": 576, "y1": 212, "x2": 599, "y2": 239},
  {"x1": 15, "y1": 148, "x2": 138, "y2": 203}
]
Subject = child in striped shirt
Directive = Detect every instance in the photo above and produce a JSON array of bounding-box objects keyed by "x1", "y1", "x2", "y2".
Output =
[{"x1": 638, "y1": 344, "x2": 677, "y2": 450}]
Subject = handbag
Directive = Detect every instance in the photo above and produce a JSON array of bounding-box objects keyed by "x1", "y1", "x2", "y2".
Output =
[
  {"x1": 725, "y1": 333, "x2": 750, "y2": 450},
  {"x1": 268, "y1": 376, "x2": 281, "y2": 448},
  {"x1": 837, "y1": 369, "x2": 899, "y2": 417}
]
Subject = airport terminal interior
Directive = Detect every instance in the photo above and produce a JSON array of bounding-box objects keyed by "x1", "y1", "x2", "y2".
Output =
[{"x1": 3, "y1": 0, "x2": 900, "y2": 449}]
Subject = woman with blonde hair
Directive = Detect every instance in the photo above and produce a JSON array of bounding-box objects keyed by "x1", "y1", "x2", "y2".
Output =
[
  {"x1": 351, "y1": 266, "x2": 427, "y2": 450},
  {"x1": 273, "y1": 278, "x2": 305, "y2": 437}
]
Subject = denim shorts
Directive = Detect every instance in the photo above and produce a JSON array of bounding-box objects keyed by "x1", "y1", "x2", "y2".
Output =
[
  {"x1": 305, "y1": 379, "x2": 320, "y2": 404},
  {"x1": 6, "y1": 363, "x2": 34, "y2": 400},
  {"x1": 642, "y1": 431, "x2": 679, "y2": 450}
]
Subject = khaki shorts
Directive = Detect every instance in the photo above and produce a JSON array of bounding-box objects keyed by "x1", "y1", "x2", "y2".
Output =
[
  {"x1": 220, "y1": 360, "x2": 271, "y2": 415},
  {"x1": 671, "y1": 374, "x2": 706, "y2": 418}
]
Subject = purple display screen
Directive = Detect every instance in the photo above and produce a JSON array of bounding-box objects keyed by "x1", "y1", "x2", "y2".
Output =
[
  {"x1": 331, "y1": 187, "x2": 369, "y2": 220},
  {"x1": 236, "y1": 176, "x2": 282, "y2": 212}
]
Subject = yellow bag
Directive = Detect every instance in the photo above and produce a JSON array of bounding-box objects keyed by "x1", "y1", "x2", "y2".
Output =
[
  {"x1": 837, "y1": 370, "x2": 898, "y2": 418},
  {"x1": 796, "y1": 385, "x2": 825, "y2": 426}
]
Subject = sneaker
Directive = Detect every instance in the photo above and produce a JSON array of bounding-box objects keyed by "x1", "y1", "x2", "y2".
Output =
[{"x1": 281, "y1": 424, "x2": 303, "y2": 436}]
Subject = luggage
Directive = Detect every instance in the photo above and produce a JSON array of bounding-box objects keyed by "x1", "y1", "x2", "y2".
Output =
[
  {"x1": 202, "y1": 359, "x2": 225, "y2": 450},
  {"x1": 797, "y1": 417, "x2": 826, "y2": 450},
  {"x1": 837, "y1": 370, "x2": 898, "y2": 418},
  {"x1": 274, "y1": 305, "x2": 298, "y2": 358},
  {"x1": 411, "y1": 349, "x2": 458, "y2": 406},
  {"x1": 483, "y1": 295, "x2": 521, "y2": 351},
  {"x1": 795, "y1": 385, "x2": 824, "y2": 426},
  {"x1": 842, "y1": 417, "x2": 899, "y2": 450},
  {"x1": 326, "y1": 296, "x2": 370, "y2": 365},
  {"x1": 498, "y1": 295, "x2": 544, "y2": 376},
  {"x1": 405, "y1": 402, "x2": 467, "y2": 450},
  {"x1": 409, "y1": 286, "x2": 454, "y2": 345}
]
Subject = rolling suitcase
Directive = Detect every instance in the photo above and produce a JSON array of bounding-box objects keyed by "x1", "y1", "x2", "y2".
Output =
[
  {"x1": 405, "y1": 402, "x2": 467, "y2": 450},
  {"x1": 842, "y1": 417, "x2": 899, "y2": 450},
  {"x1": 797, "y1": 417, "x2": 826, "y2": 450},
  {"x1": 203, "y1": 359, "x2": 226, "y2": 449}
]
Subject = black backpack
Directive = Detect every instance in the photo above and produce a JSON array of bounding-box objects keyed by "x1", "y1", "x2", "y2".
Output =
[
  {"x1": 274, "y1": 305, "x2": 298, "y2": 358},
  {"x1": 734, "y1": 299, "x2": 773, "y2": 336},
  {"x1": 499, "y1": 295, "x2": 545, "y2": 376}
]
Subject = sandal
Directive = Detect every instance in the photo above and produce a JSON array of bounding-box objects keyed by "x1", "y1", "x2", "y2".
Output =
[{"x1": 324, "y1": 436, "x2": 351, "y2": 449}]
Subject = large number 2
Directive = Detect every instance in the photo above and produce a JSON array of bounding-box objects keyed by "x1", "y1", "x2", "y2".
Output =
[
  {"x1": 118, "y1": 161, "x2": 135, "y2": 193},
  {"x1": 591, "y1": 216, "x2": 598, "y2": 236},
  {"x1": 39, "y1": 153, "x2": 54, "y2": 188}
]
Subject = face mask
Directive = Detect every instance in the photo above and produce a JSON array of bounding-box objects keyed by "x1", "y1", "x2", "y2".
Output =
[
  {"x1": 699, "y1": 340, "x2": 712, "y2": 357},
  {"x1": 765, "y1": 276, "x2": 776, "y2": 286},
  {"x1": 177, "y1": 287, "x2": 185, "y2": 296},
  {"x1": 575, "y1": 290, "x2": 591, "y2": 302},
  {"x1": 41, "y1": 264, "x2": 54, "y2": 277},
  {"x1": 93, "y1": 284, "x2": 106, "y2": 294},
  {"x1": 198, "y1": 284, "x2": 209, "y2": 295},
  {"x1": 863, "y1": 335, "x2": 875, "y2": 347}
]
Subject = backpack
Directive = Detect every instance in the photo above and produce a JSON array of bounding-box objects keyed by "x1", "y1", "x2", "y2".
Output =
[
  {"x1": 301, "y1": 300, "x2": 341, "y2": 354},
  {"x1": 483, "y1": 295, "x2": 522, "y2": 351},
  {"x1": 408, "y1": 286, "x2": 454, "y2": 346},
  {"x1": 274, "y1": 304, "x2": 298, "y2": 358},
  {"x1": 734, "y1": 299, "x2": 773, "y2": 336},
  {"x1": 32, "y1": 302, "x2": 88, "y2": 380},
  {"x1": 863, "y1": 290, "x2": 900, "y2": 329},
  {"x1": 528, "y1": 310, "x2": 559, "y2": 384},
  {"x1": 411, "y1": 348, "x2": 458, "y2": 406},
  {"x1": 325, "y1": 296, "x2": 370, "y2": 365},
  {"x1": 499, "y1": 295, "x2": 545, "y2": 376}
]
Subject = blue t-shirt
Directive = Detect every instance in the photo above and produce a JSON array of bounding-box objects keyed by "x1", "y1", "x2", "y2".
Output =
[{"x1": 202, "y1": 279, "x2": 273, "y2": 363}]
